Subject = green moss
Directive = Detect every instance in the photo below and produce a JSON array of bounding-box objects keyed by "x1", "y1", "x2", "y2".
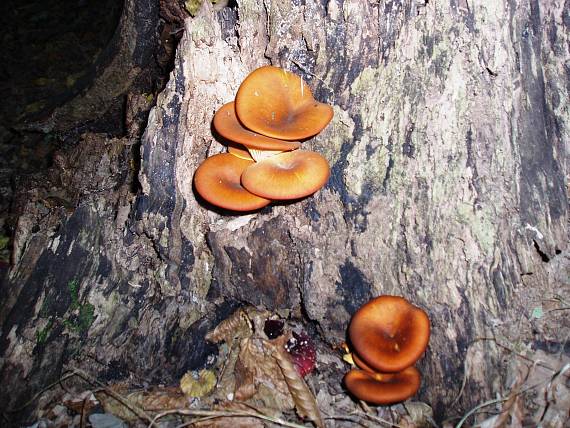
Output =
[
  {"x1": 62, "y1": 318, "x2": 75, "y2": 331},
  {"x1": 68, "y1": 279, "x2": 80, "y2": 310},
  {"x1": 39, "y1": 293, "x2": 57, "y2": 317},
  {"x1": 24, "y1": 101, "x2": 45, "y2": 114},
  {"x1": 0, "y1": 234, "x2": 9, "y2": 262},
  {"x1": 77, "y1": 303, "x2": 95, "y2": 332},
  {"x1": 0, "y1": 235, "x2": 9, "y2": 250},
  {"x1": 189, "y1": 15, "x2": 217, "y2": 45},
  {"x1": 63, "y1": 301, "x2": 95, "y2": 333},
  {"x1": 36, "y1": 319, "x2": 53, "y2": 345},
  {"x1": 60, "y1": 278, "x2": 96, "y2": 333}
]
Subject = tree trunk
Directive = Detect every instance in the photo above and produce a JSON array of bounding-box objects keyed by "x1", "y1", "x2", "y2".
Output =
[{"x1": 1, "y1": 0, "x2": 568, "y2": 426}]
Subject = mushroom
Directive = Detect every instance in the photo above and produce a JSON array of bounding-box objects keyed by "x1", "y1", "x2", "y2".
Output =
[
  {"x1": 351, "y1": 351, "x2": 378, "y2": 373},
  {"x1": 193, "y1": 153, "x2": 271, "y2": 211},
  {"x1": 240, "y1": 150, "x2": 330, "y2": 200},
  {"x1": 348, "y1": 295, "x2": 430, "y2": 373},
  {"x1": 227, "y1": 141, "x2": 254, "y2": 161},
  {"x1": 343, "y1": 366, "x2": 421, "y2": 405},
  {"x1": 213, "y1": 102, "x2": 300, "y2": 161},
  {"x1": 235, "y1": 66, "x2": 334, "y2": 141}
]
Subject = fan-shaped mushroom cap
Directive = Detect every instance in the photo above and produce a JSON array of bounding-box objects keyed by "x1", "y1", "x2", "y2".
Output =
[
  {"x1": 348, "y1": 295, "x2": 430, "y2": 373},
  {"x1": 193, "y1": 153, "x2": 271, "y2": 211},
  {"x1": 227, "y1": 142, "x2": 253, "y2": 161},
  {"x1": 241, "y1": 150, "x2": 330, "y2": 200},
  {"x1": 214, "y1": 102, "x2": 301, "y2": 152},
  {"x1": 344, "y1": 367, "x2": 421, "y2": 405},
  {"x1": 235, "y1": 66, "x2": 334, "y2": 140},
  {"x1": 351, "y1": 351, "x2": 377, "y2": 373}
]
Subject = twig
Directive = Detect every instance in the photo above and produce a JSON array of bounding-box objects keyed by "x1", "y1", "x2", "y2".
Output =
[
  {"x1": 68, "y1": 367, "x2": 154, "y2": 424},
  {"x1": 5, "y1": 371, "x2": 78, "y2": 413},
  {"x1": 5, "y1": 366, "x2": 154, "y2": 426},
  {"x1": 455, "y1": 364, "x2": 570, "y2": 428},
  {"x1": 323, "y1": 413, "x2": 371, "y2": 427},
  {"x1": 455, "y1": 397, "x2": 508, "y2": 428},
  {"x1": 470, "y1": 337, "x2": 569, "y2": 375},
  {"x1": 360, "y1": 411, "x2": 403, "y2": 427},
  {"x1": 541, "y1": 294, "x2": 570, "y2": 314},
  {"x1": 149, "y1": 408, "x2": 310, "y2": 428}
]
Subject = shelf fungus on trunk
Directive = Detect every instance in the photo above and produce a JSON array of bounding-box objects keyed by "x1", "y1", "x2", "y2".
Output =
[
  {"x1": 344, "y1": 366, "x2": 422, "y2": 405},
  {"x1": 193, "y1": 153, "x2": 271, "y2": 212},
  {"x1": 193, "y1": 66, "x2": 333, "y2": 213},
  {"x1": 343, "y1": 295, "x2": 431, "y2": 405},
  {"x1": 213, "y1": 101, "x2": 300, "y2": 162},
  {"x1": 241, "y1": 150, "x2": 331, "y2": 200},
  {"x1": 235, "y1": 66, "x2": 334, "y2": 141}
]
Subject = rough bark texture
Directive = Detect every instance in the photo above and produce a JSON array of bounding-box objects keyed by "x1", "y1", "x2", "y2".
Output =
[{"x1": 1, "y1": 0, "x2": 568, "y2": 426}]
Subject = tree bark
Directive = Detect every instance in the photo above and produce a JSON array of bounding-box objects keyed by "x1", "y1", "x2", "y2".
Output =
[{"x1": 1, "y1": 0, "x2": 568, "y2": 426}]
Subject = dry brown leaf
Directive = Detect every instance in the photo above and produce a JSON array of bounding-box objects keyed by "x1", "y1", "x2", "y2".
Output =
[
  {"x1": 526, "y1": 352, "x2": 570, "y2": 427},
  {"x1": 234, "y1": 356, "x2": 257, "y2": 401},
  {"x1": 207, "y1": 308, "x2": 324, "y2": 424},
  {"x1": 403, "y1": 401, "x2": 434, "y2": 427},
  {"x1": 236, "y1": 337, "x2": 294, "y2": 410},
  {"x1": 206, "y1": 309, "x2": 252, "y2": 343},
  {"x1": 97, "y1": 386, "x2": 188, "y2": 421},
  {"x1": 265, "y1": 339, "x2": 324, "y2": 428},
  {"x1": 397, "y1": 415, "x2": 418, "y2": 428},
  {"x1": 214, "y1": 342, "x2": 241, "y2": 401},
  {"x1": 62, "y1": 390, "x2": 99, "y2": 415}
]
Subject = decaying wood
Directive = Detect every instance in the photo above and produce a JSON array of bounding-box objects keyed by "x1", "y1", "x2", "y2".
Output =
[{"x1": 0, "y1": 0, "x2": 568, "y2": 426}]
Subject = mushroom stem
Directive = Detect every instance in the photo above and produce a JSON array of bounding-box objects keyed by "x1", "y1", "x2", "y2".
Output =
[{"x1": 248, "y1": 148, "x2": 285, "y2": 162}]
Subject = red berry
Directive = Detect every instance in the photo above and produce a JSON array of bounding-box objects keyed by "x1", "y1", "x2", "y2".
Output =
[{"x1": 285, "y1": 330, "x2": 316, "y2": 377}]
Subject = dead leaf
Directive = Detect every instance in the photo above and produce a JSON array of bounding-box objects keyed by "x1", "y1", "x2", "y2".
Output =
[
  {"x1": 97, "y1": 386, "x2": 188, "y2": 421},
  {"x1": 62, "y1": 390, "x2": 99, "y2": 414},
  {"x1": 236, "y1": 337, "x2": 294, "y2": 410},
  {"x1": 205, "y1": 309, "x2": 252, "y2": 344},
  {"x1": 266, "y1": 338, "x2": 324, "y2": 428}
]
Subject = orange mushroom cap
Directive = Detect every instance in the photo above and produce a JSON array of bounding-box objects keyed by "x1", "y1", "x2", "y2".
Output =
[
  {"x1": 240, "y1": 150, "x2": 330, "y2": 200},
  {"x1": 214, "y1": 102, "x2": 301, "y2": 152},
  {"x1": 193, "y1": 153, "x2": 271, "y2": 211},
  {"x1": 235, "y1": 66, "x2": 334, "y2": 140},
  {"x1": 351, "y1": 351, "x2": 377, "y2": 373},
  {"x1": 227, "y1": 142, "x2": 253, "y2": 161},
  {"x1": 348, "y1": 295, "x2": 430, "y2": 373},
  {"x1": 343, "y1": 366, "x2": 421, "y2": 405}
]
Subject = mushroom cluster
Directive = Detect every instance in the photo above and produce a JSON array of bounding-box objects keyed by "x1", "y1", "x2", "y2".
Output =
[
  {"x1": 194, "y1": 66, "x2": 333, "y2": 212},
  {"x1": 344, "y1": 295, "x2": 430, "y2": 405}
]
